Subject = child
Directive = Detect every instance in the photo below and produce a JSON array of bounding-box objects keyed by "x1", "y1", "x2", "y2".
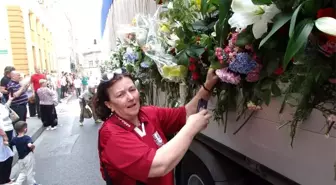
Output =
[{"x1": 10, "y1": 121, "x2": 40, "y2": 185}]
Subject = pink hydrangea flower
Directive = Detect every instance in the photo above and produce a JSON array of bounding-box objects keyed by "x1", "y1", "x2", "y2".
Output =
[
  {"x1": 224, "y1": 46, "x2": 232, "y2": 54},
  {"x1": 231, "y1": 33, "x2": 239, "y2": 44},
  {"x1": 215, "y1": 68, "x2": 241, "y2": 85},
  {"x1": 215, "y1": 47, "x2": 222, "y2": 52}
]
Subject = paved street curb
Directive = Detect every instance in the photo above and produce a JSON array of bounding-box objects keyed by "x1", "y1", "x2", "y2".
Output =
[{"x1": 11, "y1": 94, "x2": 74, "y2": 167}]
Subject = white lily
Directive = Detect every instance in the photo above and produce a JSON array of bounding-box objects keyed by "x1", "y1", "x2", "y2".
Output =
[
  {"x1": 315, "y1": 17, "x2": 336, "y2": 36},
  {"x1": 228, "y1": 0, "x2": 281, "y2": 39},
  {"x1": 167, "y1": 2, "x2": 173, "y2": 9},
  {"x1": 166, "y1": 34, "x2": 180, "y2": 47}
]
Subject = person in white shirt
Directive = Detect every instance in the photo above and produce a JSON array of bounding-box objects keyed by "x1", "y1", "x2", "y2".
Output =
[
  {"x1": 0, "y1": 92, "x2": 14, "y2": 184},
  {"x1": 73, "y1": 76, "x2": 82, "y2": 98}
]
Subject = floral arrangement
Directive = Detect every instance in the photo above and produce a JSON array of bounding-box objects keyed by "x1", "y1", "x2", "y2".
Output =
[{"x1": 103, "y1": 0, "x2": 336, "y2": 146}]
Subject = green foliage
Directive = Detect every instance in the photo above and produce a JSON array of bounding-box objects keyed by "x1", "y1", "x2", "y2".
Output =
[{"x1": 106, "y1": 0, "x2": 336, "y2": 145}]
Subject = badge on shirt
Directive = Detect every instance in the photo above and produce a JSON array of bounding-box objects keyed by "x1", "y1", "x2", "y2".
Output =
[{"x1": 152, "y1": 131, "x2": 164, "y2": 147}]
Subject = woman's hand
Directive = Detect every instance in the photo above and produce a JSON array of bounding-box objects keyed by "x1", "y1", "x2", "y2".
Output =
[
  {"x1": 8, "y1": 94, "x2": 14, "y2": 101},
  {"x1": 204, "y1": 68, "x2": 219, "y2": 90},
  {"x1": 185, "y1": 109, "x2": 212, "y2": 135},
  {"x1": 185, "y1": 69, "x2": 218, "y2": 117}
]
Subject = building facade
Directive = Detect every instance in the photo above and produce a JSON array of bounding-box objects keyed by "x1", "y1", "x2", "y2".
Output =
[
  {"x1": 81, "y1": 49, "x2": 102, "y2": 78},
  {"x1": 0, "y1": 0, "x2": 56, "y2": 76}
]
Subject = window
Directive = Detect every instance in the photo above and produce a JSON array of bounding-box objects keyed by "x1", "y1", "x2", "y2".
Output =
[{"x1": 89, "y1": 60, "x2": 93, "y2": 67}]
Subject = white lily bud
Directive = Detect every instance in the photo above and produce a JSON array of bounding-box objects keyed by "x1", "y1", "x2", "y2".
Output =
[{"x1": 315, "y1": 17, "x2": 336, "y2": 37}]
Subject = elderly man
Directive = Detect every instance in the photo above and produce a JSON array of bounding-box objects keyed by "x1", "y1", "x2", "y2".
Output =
[{"x1": 7, "y1": 71, "x2": 29, "y2": 122}]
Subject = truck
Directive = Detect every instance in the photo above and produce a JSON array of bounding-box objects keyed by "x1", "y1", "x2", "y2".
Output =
[
  {"x1": 100, "y1": 0, "x2": 336, "y2": 184},
  {"x1": 152, "y1": 85, "x2": 336, "y2": 185}
]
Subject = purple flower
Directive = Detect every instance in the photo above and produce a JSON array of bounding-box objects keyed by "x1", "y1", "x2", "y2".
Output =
[
  {"x1": 140, "y1": 62, "x2": 150, "y2": 68},
  {"x1": 215, "y1": 68, "x2": 241, "y2": 85},
  {"x1": 124, "y1": 52, "x2": 138, "y2": 62},
  {"x1": 229, "y1": 52, "x2": 257, "y2": 74}
]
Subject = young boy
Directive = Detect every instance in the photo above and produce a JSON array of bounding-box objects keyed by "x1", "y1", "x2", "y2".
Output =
[{"x1": 10, "y1": 121, "x2": 40, "y2": 185}]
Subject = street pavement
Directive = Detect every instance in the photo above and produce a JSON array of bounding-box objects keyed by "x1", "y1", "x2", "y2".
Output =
[{"x1": 11, "y1": 96, "x2": 105, "y2": 185}]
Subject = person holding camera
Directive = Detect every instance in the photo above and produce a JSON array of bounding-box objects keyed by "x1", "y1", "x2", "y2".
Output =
[
  {"x1": 79, "y1": 85, "x2": 100, "y2": 126},
  {"x1": 94, "y1": 68, "x2": 218, "y2": 185}
]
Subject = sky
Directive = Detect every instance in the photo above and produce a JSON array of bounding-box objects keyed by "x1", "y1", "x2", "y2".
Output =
[{"x1": 56, "y1": 0, "x2": 102, "y2": 49}]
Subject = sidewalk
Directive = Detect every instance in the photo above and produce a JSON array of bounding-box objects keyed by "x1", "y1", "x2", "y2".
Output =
[{"x1": 11, "y1": 94, "x2": 74, "y2": 166}]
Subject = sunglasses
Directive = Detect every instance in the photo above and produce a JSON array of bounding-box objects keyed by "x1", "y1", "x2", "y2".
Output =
[{"x1": 101, "y1": 68, "x2": 127, "y2": 83}]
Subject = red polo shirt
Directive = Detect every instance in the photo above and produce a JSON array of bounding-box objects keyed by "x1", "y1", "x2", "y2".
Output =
[
  {"x1": 98, "y1": 106, "x2": 187, "y2": 185},
  {"x1": 31, "y1": 73, "x2": 46, "y2": 91}
]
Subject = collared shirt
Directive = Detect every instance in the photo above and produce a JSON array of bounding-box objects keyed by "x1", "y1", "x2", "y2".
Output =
[
  {"x1": 98, "y1": 106, "x2": 187, "y2": 185},
  {"x1": 74, "y1": 79, "x2": 82, "y2": 88},
  {"x1": 7, "y1": 81, "x2": 28, "y2": 105}
]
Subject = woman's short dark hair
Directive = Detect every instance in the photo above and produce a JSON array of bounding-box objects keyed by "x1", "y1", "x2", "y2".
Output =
[
  {"x1": 4, "y1": 66, "x2": 15, "y2": 76},
  {"x1": 93, "y1": 73, "x2": 132, "y2": 121}
]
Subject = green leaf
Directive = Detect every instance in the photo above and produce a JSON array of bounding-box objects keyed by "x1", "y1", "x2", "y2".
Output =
[
  {"x1": 210, "y1": 0, "x2": 219, "y2": 5},
  {"x1": 126, "y1": 64, "x2": 134, "y2": 73},
  {"x1": 216, "y1": 0, "x2": 232, "y2": 45},
  {"x1": 190, "y1": 45, "x2": 205, "y2": 57},
  {"x1": 261, "y1": 79, "x2": 273, "y2": 90},
  {"x1": 271, "y1": 82, "x2": 282, "y2": 96},
  {"x1": 283, "y1": 19, "x2": 314, "y2": 69},
  {"x1": 210, "y1": 60, "x2": 222, "y2": 69},
  {"x1": 176, "y1": 51, "x2": 189, "y2": 66},
  {"x1": 192, "y1": 20, "x2": 208, "y2": 31},
  {"x1": 236, "y1": 30, "x2": 254, "y2": 47},
  {"x1": 266, "y1": 57, "x2": 280, "y2": 75},
  {"x1": 259, "y1": 13, "x2": 292, "y2": 48},
  {"x1": 176, "y1": 40, "x2": 187, "y2": 51},
  {"x1": 262, "y1": 90, "x2": 272, "y2": 105},
  {"x1": 302, "y1": 0, "x2": 323, "y2": 16},
  {"x1": 201, "y1": 0, "x2": 208, "y2": 15},
  {"x1": 289, "y1": 3, "x2": 303, "y2": 38},
  {"x1": 175, "y1": 27, "x2": 185, "y2": 40},
  {"x1": 252, "y1": 0, "x2": 272, "y2": 5}
]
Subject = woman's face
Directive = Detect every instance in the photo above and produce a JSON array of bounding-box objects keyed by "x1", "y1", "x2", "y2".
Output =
[{"x1": 105, "y1": 77, "x2": 140, "y2": 121}]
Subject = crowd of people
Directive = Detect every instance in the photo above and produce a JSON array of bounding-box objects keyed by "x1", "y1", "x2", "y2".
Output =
[{"x1": 0, "y1": 66, "x2": 97, "y2": 185}]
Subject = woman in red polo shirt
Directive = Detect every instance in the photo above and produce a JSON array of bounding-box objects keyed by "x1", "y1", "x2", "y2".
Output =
[{"x1": 94, "y1": 68, "x2": 218, "y2": 185}]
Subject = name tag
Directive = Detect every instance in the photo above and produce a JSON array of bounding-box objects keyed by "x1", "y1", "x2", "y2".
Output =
[{"x1": 152, "y1": 131, "x2": 164, "y2": 147}]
